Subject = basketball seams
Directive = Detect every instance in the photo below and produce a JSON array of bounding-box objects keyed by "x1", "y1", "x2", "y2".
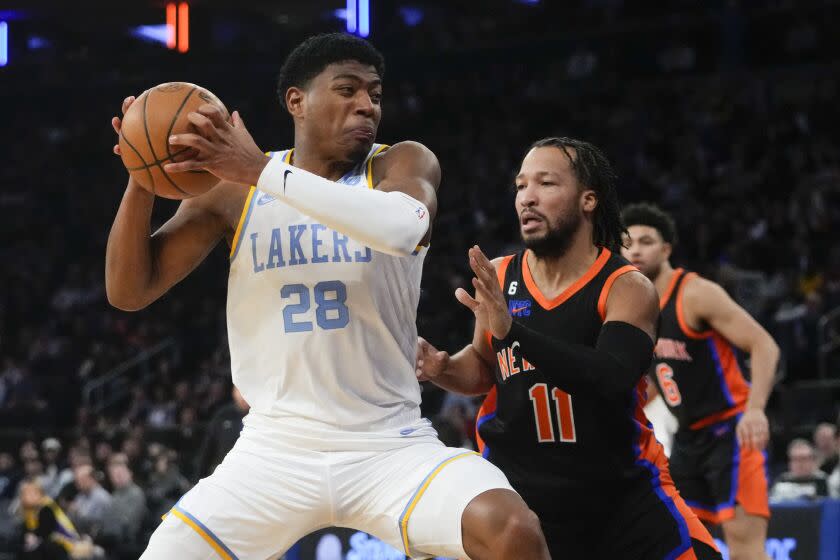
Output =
[
  {"x1": 124, "y1": 146, "x2": 195, "y2": 171},
  {"x1": 119, "y1": 129, "x2": 156, "y2": 195},
  {"x1": 142, "y1": 89, "x2": 191, "y2": 197}
]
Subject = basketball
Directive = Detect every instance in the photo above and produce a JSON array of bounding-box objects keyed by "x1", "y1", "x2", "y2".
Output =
[{"x1": 118, "y1": 82, "x2": 229, "y2": 199}]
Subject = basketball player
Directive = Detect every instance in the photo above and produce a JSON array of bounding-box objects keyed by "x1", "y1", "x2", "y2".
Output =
[
  {"x1": 621, "y1": 203, "x2": 779, "y2": 560},
  {"x1": 107, "y1": 34, "x2": 549, "y2": 559},
  {"x1": 416, "y1": 138, "x2": 722, "y2": 559}
]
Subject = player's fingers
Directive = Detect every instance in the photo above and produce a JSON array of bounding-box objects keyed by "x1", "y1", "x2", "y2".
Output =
[
  {"x1": 186, "y1": 112, "x2": 223, "y2": 141},
  {"x1": 196, "y1": 104, "x2": 229, "y2": 128},
  {"x1": 232, "y1": 110, "x2": 245, "y2": 129},
  {"x1": 121, "y1": 96, "x2": 135, "y2": 115},
  {"x1": 472, "y1": 276, "x2": 503, "y2": 307},
  {"x1": 112, "y1": 116, "x2": 122, "y2": 135},
  {"x1": 113, "y1": 145, "x2": 121, "y2": 155},
  {"x1": 735, "y1": 423, "x2": 747, "y2": 447},
  {"x1": 163, "y1": 160, "x2": 205, "y2": 173},
  {"x1": 756, "y1": 430, "x2": 769, "y2": 450},
  {"x1": 455, "y1": 287, "x2": 480, "y2": 312},
  {"x1": 169, "y1": 132, "x2": 212, "y2": 152},
  {"x1": 471, "y1": 245, "x2": 494, "y2": 271},
  {"x1": 468, "y1": 247, "x2": 495, "y2": 283}
]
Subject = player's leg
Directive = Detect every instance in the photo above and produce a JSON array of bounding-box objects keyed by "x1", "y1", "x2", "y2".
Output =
[
  {"x1": 459, "y1": 487, "x2": 548, "y2": 560},
  {"x1": 721, "y1": 506, "x2": 770, "y2": 560},
  {"x1": 336, "y1": 430, "x2": 548, "y2": 560},
  {"x1": 141, "y1": 434, "x2": 329, "y2": 559},
  {"x1": 713, "y1": 428, "x2": 771, "y2": 560}
]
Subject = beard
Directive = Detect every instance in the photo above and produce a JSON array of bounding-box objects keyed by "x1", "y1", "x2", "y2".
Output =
[{"x1": 521, "y1": 210, "x2": 582, "y2": 258}]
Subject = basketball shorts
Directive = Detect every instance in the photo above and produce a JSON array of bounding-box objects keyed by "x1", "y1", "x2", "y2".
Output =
[
  {"x1": 669, "y1": 413, "x2": 770, "y2": 524},
  {"x1": 530, "y1": 474, "x2": 721, "y2": 560},
  {"x1": 140, "y1": 414, "x2": 513, "y2": 560}
]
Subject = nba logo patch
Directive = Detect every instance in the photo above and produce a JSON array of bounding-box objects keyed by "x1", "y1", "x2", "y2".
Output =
[{"x1": 508, "y1": 299, "x2": 532, "y2": 317}]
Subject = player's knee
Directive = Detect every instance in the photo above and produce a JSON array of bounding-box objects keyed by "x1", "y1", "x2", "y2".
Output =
[
  {"x1": 497, "y1": 507, "x2": 544, "y2": 551},
  {"x1": 725, "y1": 530, "x2": 761, "y2": 560}
]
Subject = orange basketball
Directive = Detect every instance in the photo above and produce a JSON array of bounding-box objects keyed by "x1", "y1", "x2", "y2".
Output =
[{"x1": 118, "y1": 82, "x2": 229, "y2": 199}]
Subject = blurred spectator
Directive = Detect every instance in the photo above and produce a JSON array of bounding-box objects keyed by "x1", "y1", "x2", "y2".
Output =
[
  {"x1": 813, "y1": 422, "x2": 838, "y2": 475},
  {"x1": 68, "y1": 465, "x2": 111, "y2": 537},
  {"x1": 0, "y1": 452, "x2": 20, "y2": 501},
  {"x1": 16, "y1": 477, "x2": 79, "y2": 559},
  {"x1": 193, "y1": 386, "x2": 249, "y2": 479},
  {"x1": 100, "y1": 456, "x2": 147, "y2": 552},
  {"x1": 830, "y1": 463, "x2": 840, "y2": 498},
  {"x1": 770, "y1": 439, "x2": 829, "y2": 502},
  {"x1": 145, "y1": 451, "x2": 191, "y2": 520},
  {"x1": 40, "y1": 438, "x2": 65, "y2": 498}
]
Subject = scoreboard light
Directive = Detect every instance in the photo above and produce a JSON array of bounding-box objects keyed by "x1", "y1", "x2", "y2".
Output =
[
  {"x1": 166, "y1": 2, "x2": 189, "y2": 53},
  {"x1": 0, "y1": 21, "x2": 7, "y2": 67},
  {"x1": 345, "y1": 0, "x2": 370, "y2": 38}
]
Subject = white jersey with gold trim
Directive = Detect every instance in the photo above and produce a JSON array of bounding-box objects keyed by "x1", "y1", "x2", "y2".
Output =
[{"x1": 226, "y1": 144, "x2": 427, "y2": 431}]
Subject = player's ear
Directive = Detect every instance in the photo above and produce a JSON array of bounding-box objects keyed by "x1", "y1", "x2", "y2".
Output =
[
  {"x1": 581, "y1": 189, "x2": 598, "y2": 213},
  {"x1": 285, "y1": 87, "x2": 305, "y2": 118},
  {"x1": 663, "y1": 242, "x2": 673, "y2": 259}
]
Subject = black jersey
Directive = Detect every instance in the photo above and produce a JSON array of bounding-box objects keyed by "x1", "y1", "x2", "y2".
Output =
[
  {"x1": 653, "y1": 269, "x2": 749, "y2": 431},
  {"x1": 476, "y1": 248, "x2": 670, "y2": 513}
]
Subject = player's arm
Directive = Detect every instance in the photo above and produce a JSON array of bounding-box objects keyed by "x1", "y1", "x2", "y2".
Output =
[
  {"x1": 165, "y1": 105, "x2": 439, "y2": 256},
  {"x1": 682, "y1": 277, "x2": 779, "y2": 449},
  {"x1": 464, "y1": 245, "x2": 659, "y2": 398},
  {"x1": 255, "y1": 140, "x2": 439, "y2": 255},
  {"x1": 416, "y1": 323, "x2": 496, "y2": 397},
  {"x1": 105, "y1": 180, "x2": 229, "y2": 311}
]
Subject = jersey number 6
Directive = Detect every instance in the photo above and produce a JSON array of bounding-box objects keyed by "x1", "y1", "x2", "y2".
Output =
[
  {"x1": 528, "y1": 383, "x2": 577, "y2": 443},
  {"x1": 655, "y1": 363, "x2": 683, "y2": 406}
]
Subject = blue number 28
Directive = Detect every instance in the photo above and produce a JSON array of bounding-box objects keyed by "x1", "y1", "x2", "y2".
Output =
[{"x1": 281, "y1": 281, "x2": 349, "y2": 332}]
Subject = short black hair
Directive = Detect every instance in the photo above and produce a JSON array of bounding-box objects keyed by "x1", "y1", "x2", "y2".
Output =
[
  {"x1": 621, "y1": 202, "x2": 678, "y2": 245},
  {"x1": 529, "y1": 137, "x2": 626, "y2": 251},
  {"x1": 276, "y1": 33, "x2": 385, "y2": 109}
]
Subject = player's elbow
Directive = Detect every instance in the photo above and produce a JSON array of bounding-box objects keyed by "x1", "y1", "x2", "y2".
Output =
[
  {"x1": 379, "y1": 197, "x2": 429, "y2": 256},
  {"x1": 106, "y1": 283, "x2": 151, "y2": 312}
]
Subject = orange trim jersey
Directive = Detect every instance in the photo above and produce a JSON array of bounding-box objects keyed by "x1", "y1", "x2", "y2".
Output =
[
  {"x1": 476, "y1": 249, "x2": 719, "y2": 558},
  {"x1": 477, "y1": 249, "x2": 669, "y2": 500},
  {"x1": 653, "y1": 269, "x2": 750, "y2": 431}
]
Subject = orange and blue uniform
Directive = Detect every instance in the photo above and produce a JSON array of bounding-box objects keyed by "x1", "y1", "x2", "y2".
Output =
[
  {"x1": 477, "y1": 249, "x2": 719, "y2": 560},
  {"x1": 652, "y1": 268, "x2": 770, "y2": 524}
]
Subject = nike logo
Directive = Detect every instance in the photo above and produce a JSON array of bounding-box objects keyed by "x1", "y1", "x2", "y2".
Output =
[
  {"x1": 283, "y1": 169, "x2": 293, "y2": 193},
  {"x1": 511, "y1": 306, "x2": 528, "y2": 314}
]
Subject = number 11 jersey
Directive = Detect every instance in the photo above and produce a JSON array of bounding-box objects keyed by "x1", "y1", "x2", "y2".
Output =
[
  {"x1": 226, "y1": 145, "x2": 428, "y2": 432},
  {"x1": 477, "y1": 248, "x2": 668, "y2": 511}
]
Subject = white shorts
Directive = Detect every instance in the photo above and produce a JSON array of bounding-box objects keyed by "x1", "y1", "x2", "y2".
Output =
[{"x1": 140, "y1": 414, "x2": 513, "y2": 560}]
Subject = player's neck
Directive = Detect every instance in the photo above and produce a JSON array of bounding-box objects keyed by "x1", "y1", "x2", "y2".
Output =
[
  {"x1": 290, "y1": 139, "x2": 357, "y2": 182},
  {"x1": 652, "y1": 263, "x2": 676, "y2": 296},
  {"x1": 526, "y1": 234, "x2": 600, "y2": 295}
]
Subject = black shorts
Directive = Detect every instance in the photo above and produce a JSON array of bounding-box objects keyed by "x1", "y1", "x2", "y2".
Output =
[
  {"x1": 669, "y1": 414, "x2": 770, "y2": 524},
  {"x1": 531, "y1": 479, "x2": 721, "y2": 560}
]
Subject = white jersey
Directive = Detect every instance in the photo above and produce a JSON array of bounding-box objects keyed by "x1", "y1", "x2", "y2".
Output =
[{"x1": 226, "y1": 144, "x2": 427, "y2": 432}]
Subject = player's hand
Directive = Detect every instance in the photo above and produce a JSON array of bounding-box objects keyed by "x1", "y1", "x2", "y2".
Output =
[
  {"x1": 165, "y1": 106, "x2": 270, "y2": 186},
  {"x1": 456, "y1": 245, "x2": 512, "y2": 340},
  {"x1": 416, "y1": 336, "x2": 450, "y2": 382},
  {"x1": 111, "y1": 95, "x2": 136, "y2": 156},
  {"x1": 736, "y1": 408, "x2": 769, "y2": 451}
]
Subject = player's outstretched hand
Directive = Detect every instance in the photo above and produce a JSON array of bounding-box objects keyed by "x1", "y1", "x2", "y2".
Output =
[
  {"x1": 415, "y1": 337, "x2": 450, "y2": 382},
  {"x1": 736, "y1": 408, "x2": 769, "y2": 451},
  {"x1": 165, "y1": 107, "x2": 270, "y2": 186},
  {"x1": 111, "y1": 96, "x2": 136, "y2": 156},
  {"x1": 456, "y1": 245, "x2": 512, "y2": 340}
]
